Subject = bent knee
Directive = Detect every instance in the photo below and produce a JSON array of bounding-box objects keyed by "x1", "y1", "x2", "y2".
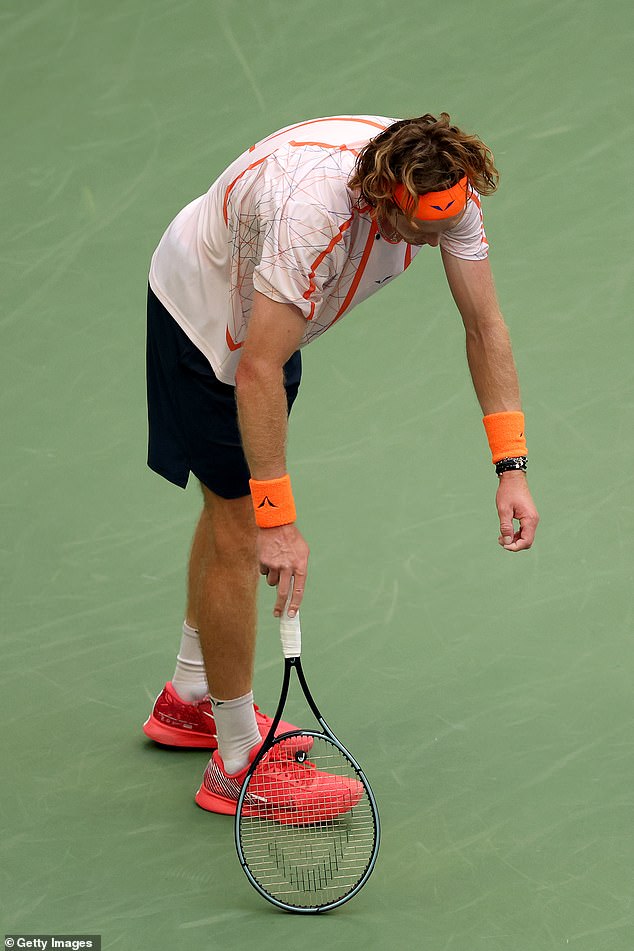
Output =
[{"x1": 200, "y1": 485, "x2": 256, "y2": 557}]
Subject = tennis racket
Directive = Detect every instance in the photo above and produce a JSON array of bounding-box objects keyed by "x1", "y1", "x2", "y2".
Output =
[{"x1": 234, "y1": 607, "x2": 380, "y2": 913}]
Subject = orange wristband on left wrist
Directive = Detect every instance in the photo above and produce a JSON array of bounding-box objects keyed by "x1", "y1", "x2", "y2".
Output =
[
  {"x1": 483, "y1": 411, "x2": 528, "y2": 464},
  {"x1": 249, "y1": 474, "x2": 297, "y2": 528}
]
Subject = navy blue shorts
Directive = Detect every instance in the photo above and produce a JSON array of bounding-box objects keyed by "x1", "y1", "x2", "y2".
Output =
[{"x1": 146, "y1": 286, "x2": 302, "y2": 499}]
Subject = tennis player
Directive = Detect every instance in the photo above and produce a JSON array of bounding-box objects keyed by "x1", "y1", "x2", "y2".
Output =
[{"x1": 142, "y1": 114, "x2": 539, "y2": 814}]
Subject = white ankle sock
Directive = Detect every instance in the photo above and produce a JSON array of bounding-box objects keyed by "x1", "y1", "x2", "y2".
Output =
[
  {"x1": 171, "y1": 621, "x2": 209, "y2": 703},
  {"x1": 210, "y1": 691, "x2": 260, "y2": 775}
]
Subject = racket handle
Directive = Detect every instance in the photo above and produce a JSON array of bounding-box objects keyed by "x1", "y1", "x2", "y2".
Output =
[{"x1": 280, "y1": 607, "x2": 302, "y2": 658}]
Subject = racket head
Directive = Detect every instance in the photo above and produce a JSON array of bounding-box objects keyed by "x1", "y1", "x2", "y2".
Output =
[{"x1": 235, "y1": 729, "x2": 380, "y2": 913}]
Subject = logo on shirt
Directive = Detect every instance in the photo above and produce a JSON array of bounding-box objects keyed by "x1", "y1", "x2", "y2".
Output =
[{"x1": 375, "y1": 275, "x2": 394, "y2": 285}]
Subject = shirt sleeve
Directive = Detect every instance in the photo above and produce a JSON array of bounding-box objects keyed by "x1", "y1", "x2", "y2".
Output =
[
  {"x1": 439, "y1": 192, "x2": 489, "y2": 261},
  {"x1": 252, "y1": 192, "x2": 352, "y2": 322}
]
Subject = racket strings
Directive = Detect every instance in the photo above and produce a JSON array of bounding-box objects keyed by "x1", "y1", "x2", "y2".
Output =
[{"x1": 238, "y1": 734, "x2": 377, "y2": 909}]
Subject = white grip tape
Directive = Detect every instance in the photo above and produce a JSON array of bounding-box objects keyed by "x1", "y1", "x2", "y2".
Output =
[{"x1": 279, "y1": 609, "x2": 301, "y2": 658}]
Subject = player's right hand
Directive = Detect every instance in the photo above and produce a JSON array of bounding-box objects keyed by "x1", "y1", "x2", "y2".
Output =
[{"x1": 257, "y1": 523, "x2": 309, "y2": 618}]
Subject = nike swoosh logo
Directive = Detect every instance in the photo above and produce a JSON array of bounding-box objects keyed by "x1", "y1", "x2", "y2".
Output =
[{"x1": 375, "y1": 275, "x2": 393, "y2": 284}]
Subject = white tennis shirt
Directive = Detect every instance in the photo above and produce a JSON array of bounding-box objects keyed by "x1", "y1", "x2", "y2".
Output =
[{"x1": 149, "y1": 116, "x2": 489, "y2": 385}]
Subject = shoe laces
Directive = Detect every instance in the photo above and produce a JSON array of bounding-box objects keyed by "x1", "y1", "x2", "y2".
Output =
[{"x1": 263, "y1": 750, "x2": 316, "y2": 785}]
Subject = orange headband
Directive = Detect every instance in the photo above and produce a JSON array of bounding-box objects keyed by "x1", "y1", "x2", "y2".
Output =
[{"x1": 393, "y1": 176, "x2": 469, "y2": 221}]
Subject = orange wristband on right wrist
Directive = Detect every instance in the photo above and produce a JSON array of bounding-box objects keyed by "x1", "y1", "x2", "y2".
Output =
[
  {"x1": 249, "y1": 474, "x2": 297, "y2": 528},
  {"x1": 482, "y1": 411, "x2": 527, "y2": 464}
]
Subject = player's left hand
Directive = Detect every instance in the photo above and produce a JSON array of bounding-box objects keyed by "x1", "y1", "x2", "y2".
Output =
[{"x1": 495, "y1": 470, "x2": 539, "y2": 552}]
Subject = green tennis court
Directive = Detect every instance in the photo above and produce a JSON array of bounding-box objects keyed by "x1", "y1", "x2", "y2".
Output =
[{"x1": 2, "y1": 1, "x2": 633, "y2": 948}]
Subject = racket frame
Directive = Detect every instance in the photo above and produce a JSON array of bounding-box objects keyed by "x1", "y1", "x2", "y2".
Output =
[{"x1": 234, "y1": 654, "x2": 381, "y2": 913}]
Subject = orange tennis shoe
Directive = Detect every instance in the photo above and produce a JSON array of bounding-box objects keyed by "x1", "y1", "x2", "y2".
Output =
[
  {"x1": 143, "y1": 682, "x2": 302, "y2": 750},
  {"x1": 195, "y1": 742, "x2": 364, "y2": 823}
]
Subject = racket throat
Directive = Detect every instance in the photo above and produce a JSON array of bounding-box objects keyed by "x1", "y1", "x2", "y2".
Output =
[
  {"x1": 294, "y1": 657, "x2": 331, "y2": 732},
  {"x1": 257, "y1": 658, "x2": 294, "y2": 750}
]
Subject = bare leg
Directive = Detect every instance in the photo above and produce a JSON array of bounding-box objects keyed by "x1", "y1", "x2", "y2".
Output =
[
  {"x1": 184, "y1": 502, "x2": 212, "y2": 632},
  {"x1": 186, "y1": 484, "x2": 259, "y2": 701}
]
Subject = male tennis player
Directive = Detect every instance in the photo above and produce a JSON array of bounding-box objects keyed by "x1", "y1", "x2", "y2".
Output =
[{"x1": 142, "y1": 114, "x2": 539, "y2": 814}]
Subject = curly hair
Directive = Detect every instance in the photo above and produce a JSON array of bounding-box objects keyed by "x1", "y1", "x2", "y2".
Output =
[{"x1": 348, "y1": 113, "x2": 499, "y2": 219}]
